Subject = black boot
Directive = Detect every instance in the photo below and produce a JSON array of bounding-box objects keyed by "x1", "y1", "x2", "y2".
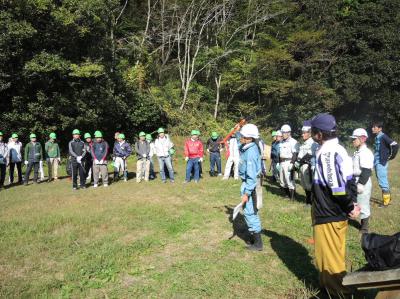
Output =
[
  {"x1": 289, "y1": 189, "x2": 296, "y2": 201},
  {"x1": 360, "y1": 217, "x2": 369, "y2": 234},
  {"x1": 245, "y1": 233, "x2": 255, "y2": 245},
  {"x1": 113, "y1": 172, "x2": 119, "y2": 182},
  {"x1": 247, "y1": 233, "x2": 263, "y2": 251}
]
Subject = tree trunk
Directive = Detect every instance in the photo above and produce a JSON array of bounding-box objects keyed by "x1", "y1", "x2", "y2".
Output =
[{"x1": 214, "y1": 74, "x2": 222, "y2": 119}]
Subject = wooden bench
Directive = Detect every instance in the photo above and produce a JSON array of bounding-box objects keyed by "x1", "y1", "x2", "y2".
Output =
[{"x1": 343, "y1": 268, "x2": 400, "y2": 299}]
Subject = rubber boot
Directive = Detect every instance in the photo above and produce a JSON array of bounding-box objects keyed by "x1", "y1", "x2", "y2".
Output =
[
  {"x1": 289, "y1": 189, "x2": 296, "y2": 201},
  {"x1": 247, "y1": 233, "x2": 263, "y2": 251},
  {"x1": 383, "y1": 192, "x2": 391, "y2": 206},
  {"x1": 113, "y1": 172, "x2": 119, "y2": 182},
  {"x1": 283, "y1": 187, "x2": 290, "y2": 198},
  {"x1": 123, "y1": 171, "x2": 128, "y2": 182},
  {"x1": 360, "y1": 217, "x2": 369, "y2": 234},
  {"x1": 245, "y1": 233, "x2": 254, "y2": 245}
]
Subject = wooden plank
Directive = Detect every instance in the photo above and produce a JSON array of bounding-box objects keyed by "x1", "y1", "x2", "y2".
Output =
[{"x1": 343, "y1": 268, "x2": 400, "y2": 287}]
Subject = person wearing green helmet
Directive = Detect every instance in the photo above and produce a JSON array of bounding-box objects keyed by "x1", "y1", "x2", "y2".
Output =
[
  {"x1": 91, "y1": 130, "x2": 109, "y2": 188},
  {"x1": 135, "y1": 132, "x2": 150, "y2": 183},
  {"x1": 154, "y1": 128, "x2": 175, "y2": 183},
  {"x1": 23, "y1": 133, "x2": 43, "y2": 185},
  {"x1": 206, "y1": 131, "x2": 224, "y2": 177},
  {"x1": 113, "y1": 133, "x2": 132, "y2": 182},
  {"x1": 0, "y1": 131, "x2": 8, "y2": 188},
  {"x1": 184, "y1": 130, "x2": 204, "y2": 183},
  {"x1": 146, "y1": 134, "x2": 156, "y2": 180},
  {"x1": 45, "y1": 132, "x2": 61, "y2": 182},
  {"x1": 83, "y1": 133, "x2": 93, "y2": 184},
  {"x1": 8, "y1": 133, "x2": 23, "y2": 184},
  {"x1": 68, "y1": 129, "x2": 87, "y2": 190},
  {"x1": 270, "y1": 130, "x2": 281, "y2": 183}
]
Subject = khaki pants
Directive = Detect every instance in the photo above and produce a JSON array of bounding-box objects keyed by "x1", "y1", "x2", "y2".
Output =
[
  {"x1": 136, "y1": 159, "x2": 150, "y2": 182},
  {"x1": 93, "y1": 164, "x2": 108, "y2": 185},
  {"x1": 47, "y1": 158, "x2": 59, "y2": 180},
  {"x1": 314, "y1": 220, "x2": 353, "y2": 297}
]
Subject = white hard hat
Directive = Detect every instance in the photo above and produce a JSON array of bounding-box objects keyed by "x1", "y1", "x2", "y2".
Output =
[
  {"x1": 351, "y1": 128, "x2": 368, "y2": 139},
  {"x1": 240, "y1": 124, "x2": 259, "y2": 139},
  {"x1": 276, "y1": 130, "x2": 283, "y2": 137},
  {"x1": 281, "y1": 124, "x2": 291, "y2": 133}
]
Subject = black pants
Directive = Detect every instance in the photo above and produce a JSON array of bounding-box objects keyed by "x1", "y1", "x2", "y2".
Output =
[
  {"x1": 0, "y1": 164, "x2": 6, "y2": 186},
  {"x1": 83, "y1": 159, "x2": 93, "y2": 182},
  {"x1": 71, "y1": 161, "x2": 85, "y2": 188},
  {"x1": 25, "y1": 162, "x2": 39, "y2": 183},
  {"x1": 9, "y1": 162, "x2": 22, "y2": 183}
]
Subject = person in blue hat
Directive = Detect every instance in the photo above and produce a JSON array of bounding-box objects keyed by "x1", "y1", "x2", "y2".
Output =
[
  {"x1": 295, "y1": 120, "x2": 318, "y2": 206},
  {"x1": 311, "y1": 113, "x2": 360, "y2": 297}
]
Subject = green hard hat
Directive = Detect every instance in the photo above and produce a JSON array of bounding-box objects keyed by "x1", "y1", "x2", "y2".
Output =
[
  {"x1": 271, "y1": 131, "x2": 277, "y2": 137},
  {"x1": 0, "y1": 132, "x2": 3, "y2": 136},
  {"x1": 211, "y1": 131, "x2": 219, "y2": 138},
  {"x1": 191, "y1": 130, "x2": 200, "y2": 136},
  {"x1": 94, "y1": 130, "x2": 103, "y2": 138},
  {"x1": 30, "y1": 133, "x2": 37, "y2": 139},
  {"x1": 168, "y1": 148, "x2": 176, "y2": 155},
  {"x1": 118, "y1": 133, "x2": 125, "y2": 139},
  {"x1": 49, "y1": 132, "x2": 56, "y2": 139},
  {"x1": 157, "y1": 127, "x2": 165, "y2": 133},
  {"x1": 139, "y1": 131, "x2": 146, "y2": 137},
  {"x1": 145, "y1": 134, "x2": 152, "y2": 141},
  {"x1": 12, "y1": 133, "x2": 18, "y2": 138},
  {"x1": 72, "y1": 129, "x2": 80, "y2": 135},
  {"x1": 84, "y1": 133, "x2": 91, "y2": 139}
]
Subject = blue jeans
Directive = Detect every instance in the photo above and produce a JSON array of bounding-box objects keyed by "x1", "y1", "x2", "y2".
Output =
[
  {"x1": 157, "y1": 156, "x2": 174, "y2": 182},
  {"x1": 241, "y1": 186, "x2": 262, "y2": 233},
  {"x1": 209, "y1": 152, "x2": 222, "y2": 174},
  {"x1": 375, "y1": 163, "x2": 389, "y2": 192},
  {"x1": 186, "y1": 158, "x2": 200, "y2": 182}
]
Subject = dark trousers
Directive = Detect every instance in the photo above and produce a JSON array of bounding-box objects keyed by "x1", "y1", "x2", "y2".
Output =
[
  {"x1": 25, "y1": 162, "x2": 39, "y2": 183},
  {"x1": 83, "y1": 159, "x2": 93, "y2": 182},
  {"x1": 209, "y1": 152, "x2": 222, "y2": 175},
  {"x1": 0, "y1": 164, "x2": 6, "y2": 186},
  {"x1": 71, "y1": 161, "x2": 85, "y2": 188},
  {"x1": 9, "y1": 162, "x2": 22, "y2": 183}
]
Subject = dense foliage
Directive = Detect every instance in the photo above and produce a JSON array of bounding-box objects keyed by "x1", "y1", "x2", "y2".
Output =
[{"x1": 1, "y1": 0, "x2": 399, "y2": 146}]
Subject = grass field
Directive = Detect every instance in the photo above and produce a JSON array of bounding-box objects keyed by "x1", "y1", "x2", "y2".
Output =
[{"x1": 0, "y1": 147, "x2": 399, "y2": 298}]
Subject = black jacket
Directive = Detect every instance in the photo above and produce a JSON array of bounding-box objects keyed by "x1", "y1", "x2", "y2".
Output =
[{"x1": 68, "y1": 139, "x2": 87, "y2": 161}]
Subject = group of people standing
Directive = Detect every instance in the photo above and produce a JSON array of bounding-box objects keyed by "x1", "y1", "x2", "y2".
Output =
[{"x1": 0, "y1": 114, "x2": 398, "y2": 297}]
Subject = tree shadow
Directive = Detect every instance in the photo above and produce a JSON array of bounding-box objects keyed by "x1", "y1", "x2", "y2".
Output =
[{"x1": 262, "y1": 229, "x2": 319, "y2": 291}]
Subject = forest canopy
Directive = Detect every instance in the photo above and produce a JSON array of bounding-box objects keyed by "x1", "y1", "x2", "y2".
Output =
[{"x1": 1, "y1": 0, "x2": 399, "y2": 145}]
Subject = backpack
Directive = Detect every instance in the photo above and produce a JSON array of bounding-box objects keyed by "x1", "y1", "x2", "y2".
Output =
[{"x1": 361, "y1": 232, "x2": 400, "y2": 271}]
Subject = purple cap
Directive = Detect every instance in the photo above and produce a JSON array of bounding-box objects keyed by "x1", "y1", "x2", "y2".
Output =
[
  {"x1": 303, "y1": 120, "x2": 312, "y2": 127},
  {"x1": 311, "y1": 113, "x2": 337, "y2": 131}
]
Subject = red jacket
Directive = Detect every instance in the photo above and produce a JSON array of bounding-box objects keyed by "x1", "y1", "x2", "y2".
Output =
[{"x1": 184, "y1": 139, "x2": 204, "y2": 159}]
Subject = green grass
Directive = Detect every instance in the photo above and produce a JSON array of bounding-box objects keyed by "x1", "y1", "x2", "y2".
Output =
[{"x1": 0, "y1": 152, "x2": 399, "y2": 298}]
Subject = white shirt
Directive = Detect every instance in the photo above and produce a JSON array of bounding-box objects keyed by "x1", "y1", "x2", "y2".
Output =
[
  {"x1": 154, "y1": 136, "x2": 174, "y2": 157},
  {"x1": 298, "y1": 137, "x2": 317, "y2": 159},
  {"x1": 353, "y1": 144, "x2": 374, "y2": 176},
  {"x1": 228, "y1": 137, "x2": 240, "y2": 160},
  {"x1": 149, "y1": 142, "x2": 155, "y2": 157},
  {"x1": 279, "y1": 137, "x2": 298, "y2": 159}
]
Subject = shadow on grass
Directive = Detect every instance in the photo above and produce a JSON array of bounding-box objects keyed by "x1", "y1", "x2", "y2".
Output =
[
  {"x1": 262, "y1": 229, "x2": 319, "y2": 291},
  {"x1": 265, "y1": 182, "x2": 308, "y2": 204},
  {"x1": 224, "y1": 206, "x2": 320, "y2": 294}
]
